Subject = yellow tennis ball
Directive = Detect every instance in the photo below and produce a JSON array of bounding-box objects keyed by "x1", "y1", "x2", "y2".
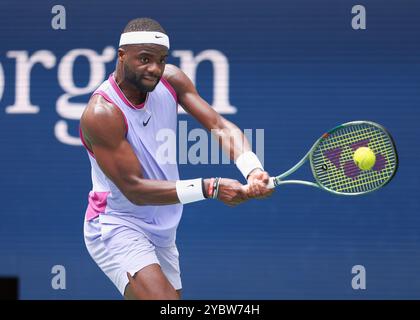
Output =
[{"x1": 353, "y1": 147, "x2": 376, "y2": 170}]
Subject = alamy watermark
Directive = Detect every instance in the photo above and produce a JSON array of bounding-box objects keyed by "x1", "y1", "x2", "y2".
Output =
[
  {"x1": 351, "y1": 5, "x2": 366, "y2": 30},
  {"x1": 51, "y1": 5, "x2": 66, "y2": 30},
  {"x1": 155, "y1": 121, "x2": 264, "y2": 166},
  {"x1": 51, "y1": 265, "x2": 66, "y2": 290},
  {"x1": 351, "y1": 264, "x2": 366, "y2": 290}
]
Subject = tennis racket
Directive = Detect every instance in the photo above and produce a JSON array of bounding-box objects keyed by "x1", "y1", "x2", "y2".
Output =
[{"x1": 265, "y1": 121, "x2": 398, "y2": 195}]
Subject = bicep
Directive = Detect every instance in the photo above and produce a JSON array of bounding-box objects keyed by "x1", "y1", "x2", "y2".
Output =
[
  {"x1": 80, "y1": 98, "x2": 143, "y2": 195},
  {"x1": 165, "y1": 65, "x2": 224, "y2": 130},
  {"x1": 165, "y1": 67, "x2": 248, "y2": 159},
  {"x1": 180, "y1": 91, "x2": 223, "y2": 128},
  {"x1": 80, "y1": 97, "x2": 179, "y2": 206}
]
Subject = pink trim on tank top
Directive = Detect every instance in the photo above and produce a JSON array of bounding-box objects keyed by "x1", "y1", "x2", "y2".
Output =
[
  {"x1": 108, "y1": 74, "x2": 147, "y2": 110},
  {"x1": 85, "y1": 191, "x2": 110, "y2": 221},
  {"x1": 160, "y1": 77, "x2": 178, "y2": 104}
]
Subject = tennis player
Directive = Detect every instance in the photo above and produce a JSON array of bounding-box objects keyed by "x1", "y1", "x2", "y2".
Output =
[{"x1": 80, "y1": 17, "x2": 273, "y2": 300}]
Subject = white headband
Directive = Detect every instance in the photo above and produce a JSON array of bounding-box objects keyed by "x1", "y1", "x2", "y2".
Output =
[{"x1": 119, "y1": 31, "x2": 170, "y2": 49}]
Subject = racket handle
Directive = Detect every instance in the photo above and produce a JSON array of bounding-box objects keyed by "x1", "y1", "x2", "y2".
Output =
[
  {"x1": 266, "y1": 177, "x2": 275, "y2": 189},
  {"x1": 243, "y1": 177, "x2": 276, "y2": 192}
]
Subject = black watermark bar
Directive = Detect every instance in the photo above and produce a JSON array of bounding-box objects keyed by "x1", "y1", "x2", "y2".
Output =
[{"x1": 0, "y1": 300, "x2": 418, "y2": 318}]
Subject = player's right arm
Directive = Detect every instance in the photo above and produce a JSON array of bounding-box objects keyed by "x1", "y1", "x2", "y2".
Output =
[
  {"x1": 80, "y1": 95, "x2": 247, "y2": 206},
  {"x1": 80, "y1": 95, "x2": 179, "y2": 205}
]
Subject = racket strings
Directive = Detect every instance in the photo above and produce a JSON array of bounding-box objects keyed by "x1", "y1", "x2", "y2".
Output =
[
  {"x1": 320, "y1": 130, "x2": 394, "y2": 192},
  {"x1": 320, "y1": 128, "x2": 395, "y2": 192},
  {"x1": 311, "y1": 124, "x2": 397, "y2": 194}
]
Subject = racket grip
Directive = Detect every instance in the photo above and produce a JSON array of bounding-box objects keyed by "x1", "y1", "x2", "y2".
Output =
[
  {"x1": 266, "y1": 177, "x2": 275, "y2": 189},
  {"x1": 243, "y1": 177, "x2": 275, "y2": 191}
]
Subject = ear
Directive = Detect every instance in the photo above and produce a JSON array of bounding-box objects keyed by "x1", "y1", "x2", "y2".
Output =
[{"x1": 118, "y1": 47, "x2": 126, "y2": 62}]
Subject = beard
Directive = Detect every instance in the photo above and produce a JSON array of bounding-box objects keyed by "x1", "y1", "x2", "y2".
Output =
[{"x1": 123, "y1": 62, "x2": 160, "y2": 92}]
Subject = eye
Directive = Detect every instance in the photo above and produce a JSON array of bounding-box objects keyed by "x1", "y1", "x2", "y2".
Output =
[{"x1": 140, "y1": 57, "x2": 149, "y2": 63}]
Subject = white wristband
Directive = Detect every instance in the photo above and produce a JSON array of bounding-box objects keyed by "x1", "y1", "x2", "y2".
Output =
[
  {"x1": 176, "y1": 178, "x2": 206, "y2": 204},
  {"x1": 235, "y1": 151, "x2": 264, "y2": 179}
]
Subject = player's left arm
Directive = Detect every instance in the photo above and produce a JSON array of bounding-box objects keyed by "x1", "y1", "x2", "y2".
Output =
[{"x1": 164, "y1": 64, "x2": 273, "y2": 198}]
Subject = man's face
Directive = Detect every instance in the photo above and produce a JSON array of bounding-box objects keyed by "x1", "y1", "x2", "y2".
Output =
[{"x1": 119, "y1": 44, "x2": 168, "y2": 92}]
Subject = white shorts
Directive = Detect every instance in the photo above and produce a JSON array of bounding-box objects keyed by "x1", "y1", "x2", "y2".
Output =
[{"x1": 84, "y1": 217, "x2": 182, "y2": 296}]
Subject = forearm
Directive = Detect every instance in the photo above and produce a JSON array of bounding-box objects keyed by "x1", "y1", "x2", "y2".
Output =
[
  {"x1": 212, "y1": 118, "x2": 252, "y2": 161},
  {"x1": 124, "y1": 177, "x2": 211, "y2": 206},
  {"x1": 211, "y1": 118, "x2": 264, "y2": 180},
  {"x1": 124, "y1": 178, "x2": 177, "y2": 205}
]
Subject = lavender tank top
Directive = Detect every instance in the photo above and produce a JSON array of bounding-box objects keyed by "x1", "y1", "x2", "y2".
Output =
[{"x1": 80, "y1": 73, "x2": 182, "y2": 247}]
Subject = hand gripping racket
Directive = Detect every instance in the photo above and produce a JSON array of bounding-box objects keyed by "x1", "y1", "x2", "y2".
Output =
[{"x1": 265, "y1": 121, "x2": 398, "y2": 195}]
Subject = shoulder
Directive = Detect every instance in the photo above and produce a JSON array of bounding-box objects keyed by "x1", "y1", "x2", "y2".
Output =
[
  {"x1": 163, "y1": 64, "x2": 196, "y2": 95},
  {"x1": 80, "y1": 94, "x2": 126, "y2": 145}
]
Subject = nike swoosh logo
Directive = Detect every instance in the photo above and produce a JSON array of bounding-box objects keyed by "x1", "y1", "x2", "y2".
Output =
[
  {"x1": 143, "y1": 115, "x2": 151, "y2": 126},
  {"x1": 187, "y1": 184, "x2": 194, "y2": 187},
  {"x1": 155, "y1": 35, "x2": 163, "y2": 39}
]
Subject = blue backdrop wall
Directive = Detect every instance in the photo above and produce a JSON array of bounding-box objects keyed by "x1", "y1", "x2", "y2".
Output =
[{"x1": 0, "y1": 0, "x2": 419, "y2": 299}]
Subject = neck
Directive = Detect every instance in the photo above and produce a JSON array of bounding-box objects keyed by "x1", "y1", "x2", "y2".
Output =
[{"x1": 114, "y1": 64, "x2": 148, "y2": 105}]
